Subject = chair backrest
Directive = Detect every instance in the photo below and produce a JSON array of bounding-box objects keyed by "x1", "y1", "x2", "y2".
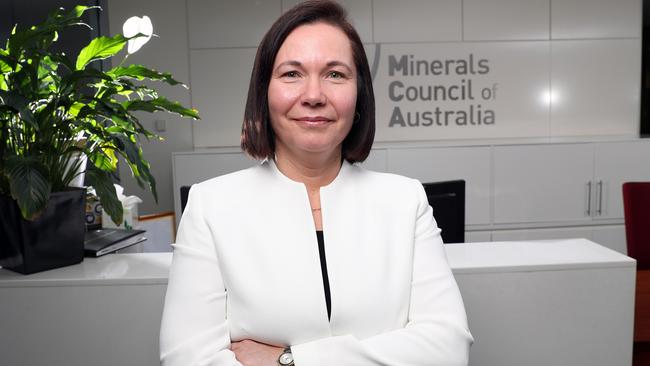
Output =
[
  {"x1": 623, "y1": 182, "x2": 650, "y2": 269},
  {"x1": 422, "y1": 180, "x2": 465, "y2": 244},
  {"x1": 180, "y1": 185, "x2": 192, "y2": 214}
]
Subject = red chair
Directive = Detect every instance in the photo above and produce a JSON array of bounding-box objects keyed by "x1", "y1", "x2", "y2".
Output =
[
  {"x1": 623, "y1": 182, "x2": 650, "y2": 269},
  {"x1": 624, "y1": 182, "x2": 650, "y2": 344}
]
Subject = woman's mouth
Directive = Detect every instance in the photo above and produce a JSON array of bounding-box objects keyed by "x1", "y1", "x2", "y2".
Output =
[{"x1": 293, "y1": 117, "x2": 333, "y2": 126}]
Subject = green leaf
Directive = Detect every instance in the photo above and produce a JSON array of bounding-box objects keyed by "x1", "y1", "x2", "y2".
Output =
[
  {"x1": 37, "y1": 55, "x2": 59, "y2": 80},
  {"x1": 95, "y1": 99, "x2": 129, "y2": 120},
  {"x1": 125, "y1": 97, "x2": 200, "y2": 119},
  {"x1": 42, "y1": 5, "x2": 95, "y2": 29},
  {"x1": 0, "y1": 51, "x2": 14, "y2": 73},
  {"x1": 153, "y1": 98, "x2": 200, "y2": 119},
  {"x1": 113, "y1": 134, "x2": 140, "y2": 165},
  {"x1": 41, "y1": 52, "x2": 75, "y2": 73},
  {"x1": 107, "y1": 64, "x2": 185, "y2": 86},
  {"x1": 68, "y1": 102, "x2": 85, "y2": 117},
  {"x1": 75, "y1": 105, "x2": 95, "y2": 119},
  {"x1": 76, "y1": 34, "x2": 127, "y2": 70},
  {"x1": 5, "y1": 156, "x2": 52, "y2": 220},
  {"x1": 111, "y1": 134, "x2": 157, "y2": 201},
  {"x1": 71, "y1": 5, "x2": 94, "y2": 18},
  {"x1": 8, "y1": 27, "x2": 53, "y2": 57},
  {"x1": 33, "y1": 100, "x2": 60, "y2": 128},
  {"x1": 0, "y1": 90, "x2": 38, "y2": 129},
  {"x1": 61, "y1": 68, "x2": 112, "y2": 92},
  {"x1": 88, "y1": 144, "x2": 118, "y2": 172},
  {"x1": 85, "y1": 165, "x2": 123, "y2": 225},
  {"x1": 124, "y1": 100, "x2": 157, "y2": 113}
]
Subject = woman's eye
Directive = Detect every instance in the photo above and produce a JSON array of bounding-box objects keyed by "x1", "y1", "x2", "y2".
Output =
[
  {"x1": 328, "y1": 71, "x2": 344, "y2": 79},
  {"x1": 282, "y1": 71, "x2": 299, "y2": 78}
]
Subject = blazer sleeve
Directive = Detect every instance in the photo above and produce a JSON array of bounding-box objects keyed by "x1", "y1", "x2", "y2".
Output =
[
  {"x1": 159, "y1": 183, "x2": 242, "y2": 366},
  {"x1": 290, "y1": 179, "x2": 474, "y2": 366}
]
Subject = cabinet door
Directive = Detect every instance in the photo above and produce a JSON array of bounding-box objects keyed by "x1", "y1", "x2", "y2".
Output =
[
  {"x1": 594, "y1": 140, "x2": 650, "y2": 220},
  {"x1": 465, "y1": 231, "x2": 491, "y2": 243},
  {"x1": 591, "y1": 225, "x2": 627, "y2": 255},
  {"x1": 386, "y1": 146, "x2": 491, "y2": 225},
  {"x1": 494, "y1": 144, "x2": 594, "y2": 224}
]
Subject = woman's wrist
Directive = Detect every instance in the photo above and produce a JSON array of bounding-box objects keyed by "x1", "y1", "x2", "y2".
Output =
[{"x1": 277, "y1": 347, "x2": 294, "y2": 366}]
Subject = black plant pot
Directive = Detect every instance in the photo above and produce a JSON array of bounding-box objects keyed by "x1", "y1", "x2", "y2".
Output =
[{"x1": 0, "y1": 188, "x2": 86, "y2": 274}]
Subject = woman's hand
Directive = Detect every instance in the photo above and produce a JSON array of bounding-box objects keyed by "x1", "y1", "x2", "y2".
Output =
[{"x1": 231, "y1": 339, "x2": 284, "y2": 366}]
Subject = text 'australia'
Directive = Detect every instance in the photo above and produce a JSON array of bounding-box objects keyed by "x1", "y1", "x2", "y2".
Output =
[{"x1": 389, "y1": 105, "x2": 495, "y2": 127}]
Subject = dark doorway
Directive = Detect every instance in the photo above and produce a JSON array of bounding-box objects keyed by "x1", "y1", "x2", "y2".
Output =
[{"x1": 642, "y1": 0, "x2": 650, "y2": 136}]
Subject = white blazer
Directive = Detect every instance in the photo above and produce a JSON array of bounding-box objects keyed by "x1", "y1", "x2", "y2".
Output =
[{"x1": 160, "y1": 160, "x2": 473, "y2": 366}]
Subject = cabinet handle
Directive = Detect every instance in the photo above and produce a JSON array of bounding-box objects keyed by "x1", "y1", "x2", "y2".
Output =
[
  {"x1": 586, "y1": 181, "x2": 592, "y2": 216},
  {"x1": 596, "y1": 180, "x2": 603, "y2": 216}
]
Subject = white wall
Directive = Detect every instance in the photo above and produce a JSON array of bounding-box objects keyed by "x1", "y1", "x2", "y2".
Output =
[
  {"x1": 188, "y1": 0, "x2": 641, "y2": 146},
  {"x1": 108, "y1": 0, "x2": 642, "y2": 214}
]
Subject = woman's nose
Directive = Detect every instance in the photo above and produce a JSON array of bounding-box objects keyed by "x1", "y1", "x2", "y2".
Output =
[{"x1": 300, "y1": 77, "x2": 327, "y2": 106}]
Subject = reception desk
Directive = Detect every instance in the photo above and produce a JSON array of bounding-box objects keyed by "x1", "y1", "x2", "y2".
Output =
[{"x1": 0, "y1": 239, "x2": 635, "y2": 366}]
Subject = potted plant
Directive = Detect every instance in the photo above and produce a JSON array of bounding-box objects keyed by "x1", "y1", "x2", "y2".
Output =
[{"x1": 0, "y1": 5, "x2": 199, "y2": 274}]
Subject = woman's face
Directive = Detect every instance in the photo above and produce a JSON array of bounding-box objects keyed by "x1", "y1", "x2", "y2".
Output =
[{"x1": 268, "y1": 22, "x2": 357, "y2": 159}]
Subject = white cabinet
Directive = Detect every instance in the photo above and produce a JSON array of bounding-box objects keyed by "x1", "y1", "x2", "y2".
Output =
[
  {"x1": 386, "y1": 146, "x2": 491, "y2": 225},
  {"x1": 593, "y1": 141, "x2": 650, "y2": 220},
  {"x1": 465, "y1": 230, "x2": 492, "y2": 243},
  {"x1": 0, "y1": 254, "x2": 171, "y2": 366},
  {"x1": 494, "y1": 140, "x2": 650, "y2": 226},
  {"x1": 494, "y1": 143, "x2": 594, "y2": 224},
  {"x1": 592, "y1": 225, "x2": 627, "y2": 254}
]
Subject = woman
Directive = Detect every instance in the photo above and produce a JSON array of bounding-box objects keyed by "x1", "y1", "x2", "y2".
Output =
[{"x1": 160, "y1": 1, "x2": 473, "y2": 365}]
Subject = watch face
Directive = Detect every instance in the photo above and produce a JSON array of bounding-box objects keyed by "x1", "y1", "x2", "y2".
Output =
[{"x1": 279, "y1": 351, "x2": 294, "y2": 365}]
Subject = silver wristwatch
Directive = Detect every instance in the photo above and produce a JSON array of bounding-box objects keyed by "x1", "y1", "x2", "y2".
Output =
[{"x1": 278, "y1": 347, "x2": 294, "y2": 366}]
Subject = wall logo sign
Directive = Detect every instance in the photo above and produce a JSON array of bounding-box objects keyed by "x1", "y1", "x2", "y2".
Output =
[
  {"x1": 370, "y1": 42, "x2": 549, "y2": 141},
  {"x1": 386, "y1": 53, "x2": 496, "y2": 127}
]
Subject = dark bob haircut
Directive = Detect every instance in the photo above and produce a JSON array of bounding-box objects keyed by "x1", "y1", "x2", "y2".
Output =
[{"x1": 240, "y1": 0, "x2": 375, "y2": 163}]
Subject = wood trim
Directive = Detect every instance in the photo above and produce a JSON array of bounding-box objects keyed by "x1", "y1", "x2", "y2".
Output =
[
  {"x1": 138, "y1": 211, "x2": 175, "y2": 221},
  {"x1": 635, "y1": 270, "x2": 650, "y2": 342},
  {"x1": 138, "y1": 211, "x2": 176, "y2": 237}
]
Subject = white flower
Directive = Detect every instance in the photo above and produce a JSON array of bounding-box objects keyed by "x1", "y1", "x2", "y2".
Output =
[{"x1": 122, "y1": 15, "x2": 153, "y2": 54}]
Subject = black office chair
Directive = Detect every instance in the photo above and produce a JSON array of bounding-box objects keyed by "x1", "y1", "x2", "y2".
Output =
[
  {"x1": 180, "y1": 185, "x2": 192, "y2": 214},
  {"x1": 422, "y1": 180, "x2": 465, "y2": 244}
]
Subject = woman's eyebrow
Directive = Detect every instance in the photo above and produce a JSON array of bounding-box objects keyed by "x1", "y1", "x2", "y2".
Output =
[
  {"x1": 326, "y1": 60, "x2": 353, "y2": 72},
  {"x1": 274, "y1": 60, "x2": 353, "y2": 72},
  {"x1": 274, "y1": 60, "x2": 302, "y2": 72}
]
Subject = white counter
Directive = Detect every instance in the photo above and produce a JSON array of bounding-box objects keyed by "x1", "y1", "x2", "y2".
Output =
[
  {"x1": 0, "y1": 239, "x2": 635, "y2": 366},
  {"x1": 447, "y1": 239, "x2": 636, "y2": 366},
  {"x1": 446, "y1": 238, "x2": 634, "y2": 273}
]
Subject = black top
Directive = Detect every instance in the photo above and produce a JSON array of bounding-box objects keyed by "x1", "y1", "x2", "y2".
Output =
[{"x1": 316, "y1": 230, "x2": 331, "y2": 321}]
